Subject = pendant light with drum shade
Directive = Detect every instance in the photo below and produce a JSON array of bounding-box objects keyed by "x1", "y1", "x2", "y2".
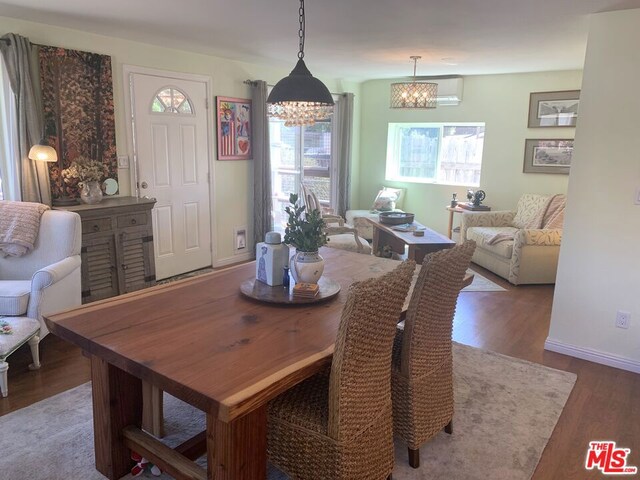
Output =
[
  {"x1": 390, "y1": 56, "x2": 438, "y2": 109},
  {"x1": 267, "y1": 0, "x2": 334, "y2": 126}
]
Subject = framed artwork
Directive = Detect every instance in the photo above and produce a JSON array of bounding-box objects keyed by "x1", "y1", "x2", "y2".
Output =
[
  {"x1": 528, "y1": 90, "x2": 580, "y2": 128},
  {"x1": 39, "y1": 46, "x2": 117, "y2": 200},
  {"x1": 523, "y1": 139, "x2": 574, "y2": 174},
  {"x1": 216, "y1": 96, "x2": 252, "y2": 160}
]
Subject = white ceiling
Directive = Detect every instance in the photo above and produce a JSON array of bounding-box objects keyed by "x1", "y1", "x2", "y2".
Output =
[{"x1": 1, "y1": 0, "x2": 639, "y2": 80}]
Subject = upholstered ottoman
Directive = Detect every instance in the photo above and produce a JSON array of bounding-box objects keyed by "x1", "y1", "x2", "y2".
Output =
[{"x1": 0, "y1": 316, "x2": 41, "y2": 397}]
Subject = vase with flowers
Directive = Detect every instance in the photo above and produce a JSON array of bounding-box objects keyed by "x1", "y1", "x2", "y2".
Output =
[
  {"x1": 284, "y1": 193, "x2": 328, "y2": 284},
  {"x1": 61, "y1": 157, "x2": 106, "y2": 204}
]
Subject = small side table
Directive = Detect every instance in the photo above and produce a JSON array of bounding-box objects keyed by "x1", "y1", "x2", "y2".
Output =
[
  {"x1": 446, "y1": 206, "x2": 465, "y2": 239},
  {"x1": 445, "y1": 205, "x2": 492, "y2": 239}
]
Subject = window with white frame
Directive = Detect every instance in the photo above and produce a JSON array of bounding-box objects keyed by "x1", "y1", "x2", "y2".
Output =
[
  {"x1": 269, "y1": 118, "x2": 334, "y2": 233},
  {"x1": 385, "y1": 122, "x2": 485, "y2": 186}
]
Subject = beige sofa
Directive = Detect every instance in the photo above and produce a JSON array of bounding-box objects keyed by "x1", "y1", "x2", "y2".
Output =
[{"x1": 459, "y1": 194, "x2": 563, "y2": 285}]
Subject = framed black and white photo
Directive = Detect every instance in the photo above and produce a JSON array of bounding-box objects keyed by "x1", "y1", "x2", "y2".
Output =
[
  {"x1": 523, "y1": 139, "x2": 574, "y2": 174},
  {"x1": 528, "y1": 90, "x2": 580, "y2": 128}
]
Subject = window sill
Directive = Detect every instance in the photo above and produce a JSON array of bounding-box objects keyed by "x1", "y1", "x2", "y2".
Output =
[{"x1": 385, "y1": 176, "x2": 479, "y2": 188}]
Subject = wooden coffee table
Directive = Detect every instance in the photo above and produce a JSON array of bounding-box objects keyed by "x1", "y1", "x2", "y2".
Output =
[{"x1": 367, "y1": 217, "x2": 455, "y2": 264}]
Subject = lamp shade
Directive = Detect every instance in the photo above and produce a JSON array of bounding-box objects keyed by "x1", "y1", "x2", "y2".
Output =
[
  {"x1": 390, "y1": 81, "x2": 438, "y2": 109},
  {"x1": 267, "y1": 59, "x2": 334, "y2": 126},
  {"x1": 28, "y1": 142, "x2": 58, "y2": 162}
]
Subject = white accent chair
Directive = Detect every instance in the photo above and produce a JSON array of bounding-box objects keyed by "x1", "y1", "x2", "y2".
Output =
[
  {"x1": 0, "y1": 209, "x2": 82, "y2": 395},
  {"x1": 301, "y1": 185, "x2": 372, "y2": 255}
]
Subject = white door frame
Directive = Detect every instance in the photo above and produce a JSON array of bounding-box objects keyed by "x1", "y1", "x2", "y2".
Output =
[{"x1": 122, "y1": 64, "x2": 218, "y2": 265}]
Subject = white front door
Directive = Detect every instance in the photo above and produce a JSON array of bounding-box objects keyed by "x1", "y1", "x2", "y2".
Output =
[{"x1": 131, "y1": 73, "x2": 212, "y2": 280}]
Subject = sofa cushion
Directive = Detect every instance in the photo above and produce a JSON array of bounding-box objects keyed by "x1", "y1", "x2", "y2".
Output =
[
  {"x1": 512, "y1": 194, "x2": 549, "y2": 229},
  {"x1": 467, "y1": 227, "x2": 518, "y2": 259},
  {"x1": 0, "y1": 281, "x2": 31, "y2": 316}
]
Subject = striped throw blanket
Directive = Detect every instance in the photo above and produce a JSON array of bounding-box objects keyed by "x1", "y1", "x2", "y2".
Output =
[
  {"x1": 0, "y1": 201, "x2": 50, "y2": 257},
  {"x1": 487, "y1": 194, "x2": 566, "y2": 245}
]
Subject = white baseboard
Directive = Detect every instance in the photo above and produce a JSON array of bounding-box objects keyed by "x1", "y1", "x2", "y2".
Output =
[
  {"x1": 544, "y1": 338, "x2": 640, "y2": 374},
  {"x1": 212, "y1": 252, "x2": 253, "y2": 268}
]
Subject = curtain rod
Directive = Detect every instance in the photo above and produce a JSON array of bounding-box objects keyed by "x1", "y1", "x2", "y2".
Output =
[
  {"x1": 0, "y1": 37, "x2": 46, "y2": 47},
  {"x1": 243, "y1": 79, "x2": 347, "y2": 97}
]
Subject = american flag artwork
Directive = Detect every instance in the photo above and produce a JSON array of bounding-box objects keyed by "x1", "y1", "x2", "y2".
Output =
[{"x1": 217, "y1": 97, "x2": 252, "y2": 160}]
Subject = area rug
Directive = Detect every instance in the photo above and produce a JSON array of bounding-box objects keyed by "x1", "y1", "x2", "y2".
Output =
[
  {"x1": 0, "y1": 343, "x2": 575, "y2": 480},
  {"x1": 463, "y1": 269, "x2": 507, "y2": 292}
]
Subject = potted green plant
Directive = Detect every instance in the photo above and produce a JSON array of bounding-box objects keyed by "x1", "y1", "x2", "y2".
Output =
[{"x1": 284, "y1": 193, "x2": 328, "y2": 284}]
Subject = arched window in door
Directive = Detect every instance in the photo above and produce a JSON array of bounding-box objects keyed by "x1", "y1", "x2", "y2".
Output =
[{"x1": 151, "y1": 86, "x2": 194, "y2": 114}]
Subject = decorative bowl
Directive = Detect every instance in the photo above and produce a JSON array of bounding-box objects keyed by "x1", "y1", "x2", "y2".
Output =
[{"x1": 379, "y1": 212, "x2": 415, "y2": 225}]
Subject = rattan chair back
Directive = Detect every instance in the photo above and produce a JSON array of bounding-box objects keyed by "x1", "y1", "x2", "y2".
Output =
[
  {"x1": 400, "y1": 241, "x2": 476, "y2": 378},
  {"x1": 328, "y1": 259, "x2": 416, "y2": 441}
]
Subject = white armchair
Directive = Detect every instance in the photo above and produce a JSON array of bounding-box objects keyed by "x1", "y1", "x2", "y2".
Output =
[
  {"x1": 0, "y1": 209, "x2": 82, "y2": 337},
  {"x1": 301, "y1": 184, "x2": 372, "y2": 255},
  {"x1": 459, "y1": 194, "x2": 563, "y2": 285}
]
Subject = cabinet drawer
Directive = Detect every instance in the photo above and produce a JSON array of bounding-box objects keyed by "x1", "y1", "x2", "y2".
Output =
[
  {"x1": 117, "y1": 213, "x2": 148, "y2": 228},
  {"x1": 82, "y1": 218, "x2": 112, "y2": 234}
]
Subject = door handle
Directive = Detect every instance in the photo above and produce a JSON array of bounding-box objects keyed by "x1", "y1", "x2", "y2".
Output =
[{"x1": 141, "y1": 181, "x2": 148, "y2": 189}]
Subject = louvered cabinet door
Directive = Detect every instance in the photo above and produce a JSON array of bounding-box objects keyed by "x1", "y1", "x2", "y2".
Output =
[
  {"x1": 57, "y1": 197, "x2": 157, "y2": 303},
  {"x1": 81, "y1": 234, "x2": 119, "y2": 302},
  {"x1": 117, "y1": 230, "x2": 156, "y2": 294}
]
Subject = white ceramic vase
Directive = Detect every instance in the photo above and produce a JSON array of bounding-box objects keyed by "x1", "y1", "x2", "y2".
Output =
[{"x1": 290, "y1": 250, "x2": 324, "y2": 284}]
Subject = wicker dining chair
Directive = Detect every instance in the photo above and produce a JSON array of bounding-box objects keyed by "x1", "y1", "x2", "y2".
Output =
[
  {"x1": 268, "y1": 260, "x2": 416, "y2": 480},
  {"x1": 391, "y1": 240, "x2": 476, "y2": 468}
]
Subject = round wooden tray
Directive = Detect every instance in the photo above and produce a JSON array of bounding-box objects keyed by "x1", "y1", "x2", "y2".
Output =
[
  {"x1": 379, "y1": 211, "x2": 415, "y2": 225},
  {"x1": 240, "y1": 276, "x2": 341, "y2": 305}
]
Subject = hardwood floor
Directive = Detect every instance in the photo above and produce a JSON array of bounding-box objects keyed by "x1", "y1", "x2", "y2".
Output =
[{"x1": 1, "y1": 263, "x2": 638, "y2": 479}]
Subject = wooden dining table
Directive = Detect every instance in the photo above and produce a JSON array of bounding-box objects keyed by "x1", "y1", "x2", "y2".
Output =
[{"x1": 44, "y1": 248, "x2": 472, "y2": 480}]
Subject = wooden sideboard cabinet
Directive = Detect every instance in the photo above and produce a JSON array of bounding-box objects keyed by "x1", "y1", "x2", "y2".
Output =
[{"x1": 56, "y1": 197, "x2": 157, "y2": 303}]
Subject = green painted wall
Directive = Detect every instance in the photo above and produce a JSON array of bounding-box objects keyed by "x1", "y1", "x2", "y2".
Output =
[
  {"x1": 358, "y1": 70, "x2": 583, "y2": 235},
  {"x1": 0, "y1": 15, "x2": 355, "y2": 264}
]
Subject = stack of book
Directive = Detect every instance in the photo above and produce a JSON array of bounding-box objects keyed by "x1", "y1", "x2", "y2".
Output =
[
  {"x1": 293, "y1": 282, "x2": 320, "y2": 299},
  {"x1": 458, "y1": 202, "x2": 490, "y2": 211}
]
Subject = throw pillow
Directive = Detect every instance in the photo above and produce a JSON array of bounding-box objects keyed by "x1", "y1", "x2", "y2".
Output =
[
  {"x1": 382, "y1": 187, "x2": 405, "y2": 209},
  {"x1": 512, "y1": 194, "x2": 549, "y2": 229},
  {"x1": 371, "y1": 189, "x2": 398, "y2": 212},
  {"x1": 544, "y1": 209, "x2": 564, "y2": 229}
]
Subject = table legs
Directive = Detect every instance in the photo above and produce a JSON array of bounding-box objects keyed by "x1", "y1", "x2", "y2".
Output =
[
  {"x1": 142, "y1": 382, "x2": 164, "y2": 438},
  {"x1": 208, "y1": 405, "x2": 268, "y2": 480},
  {"x1": 91, "y1": 355, "x2": 267, "y2": 480},
  {"x1": 373, "y1": 227, "x2": 406, "y2": 258},
  {"x1": 91, "y1": 356, "x2": 143, "y2": 480}
]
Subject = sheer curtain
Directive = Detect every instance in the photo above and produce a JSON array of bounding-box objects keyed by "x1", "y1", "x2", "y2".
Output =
[
  {"x1": 0, "y1": 55, "x2": 19, "y2": 200},
  {"x1": 0, "y1": 33, "x2": 51, "y2": 204},
  {"x1": 332, "y1": 93, "x2": 354, "y2": 218},
  {"x1": 251, "y1": 80, "x2": 272, "y2": 248}
]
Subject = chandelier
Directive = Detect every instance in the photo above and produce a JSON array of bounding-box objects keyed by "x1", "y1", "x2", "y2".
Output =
[
  {"x1": 267, "y1": 0, "x2": 334, "y2": 127},
  {"x1": 390, "y1": 56, "x2": 438, "y2": 109}
]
